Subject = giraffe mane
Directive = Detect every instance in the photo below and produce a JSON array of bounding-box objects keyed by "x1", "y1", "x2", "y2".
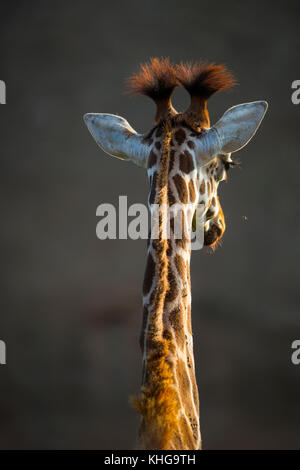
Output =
[{"x1": 150, "y1": 118, "x2": 172, "y2": 325}]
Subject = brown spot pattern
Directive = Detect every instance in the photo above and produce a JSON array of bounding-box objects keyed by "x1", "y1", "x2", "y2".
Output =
[
  {"x1": 146, "y1": 138, "x2": 153, "y2": 146},
  {"x1": 166, "y1": 242, "x2": 173, "y2": 257},
  {"x1": 175, "y1": 254, "x2": 186, "y2": 282},
  {"x1": 180, "y1": 151, "x2": 194, "y2": 174},
  {"x1": 168, "y1": 186, "x2": 176, "y2": 206},
  {"x1": 147, "y1": 150, "x2": 157, "y2": 169},
  {"x1": 175, "y1": 213, "x2": 188, "y2": 249},
  {"x1": 199, "y1": 179, "x2": 205, "y2": 195},
  {"x1": 206, "y1": 207, "x2": 215, "y2": 220},
  {"x1": 173, "y1": 174, "x2": 188, "y2": 203},
  {"x1": 168, "y1": 307, "x2": 185, "y2": 350},
  {"x1": 162, "y1": 329, "x2": 172, "y2": 341},
  {"x1": 166, "y1": 267, "x2": 178, "y2": 302},
  {"x1": 149, "y1": 172, "x2": 157, "y2": 205},
  {"x1": 169, "y1": 149, "x2": 176, "y2": 171},
  {"x1": 174, "y1": 128, "x2": 186, "y2": 145},
  {"x1": 189, "y1": 180, "x2": 196, "y2": 202},
  {"x1": 155, "y1": 126, "x2": 163, "y2": 137}
]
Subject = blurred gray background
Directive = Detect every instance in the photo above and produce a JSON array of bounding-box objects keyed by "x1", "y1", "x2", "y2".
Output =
[{"x1": 0, "y1": 0, "x2": 299, "y2": 450}]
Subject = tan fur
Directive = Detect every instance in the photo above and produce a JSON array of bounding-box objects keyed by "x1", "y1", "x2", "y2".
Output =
[{"x1": 131, "y1": 340, "x2": 180, "y2": 450}]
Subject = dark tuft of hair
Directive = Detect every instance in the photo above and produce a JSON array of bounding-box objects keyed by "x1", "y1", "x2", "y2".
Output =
[
  {"x1": 176, "y1": 62, "x2": 236, "y2": 99},
  {"x1": 127, "y1": 57, "x2": 177, "y2": 102}
]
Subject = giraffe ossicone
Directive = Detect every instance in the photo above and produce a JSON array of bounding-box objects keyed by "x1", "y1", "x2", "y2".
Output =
[{"x1": 84, "y1": 58, "x2": 268, "y2": 450}]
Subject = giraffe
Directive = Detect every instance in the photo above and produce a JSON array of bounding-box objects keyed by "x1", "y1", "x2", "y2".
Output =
[{"x1": 83, "y1": 58, "x2": 268, "y2": 450}]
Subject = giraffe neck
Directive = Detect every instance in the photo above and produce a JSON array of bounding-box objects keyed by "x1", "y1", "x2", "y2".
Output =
[{"x1": 134, "y1": 120, "x2": 201, "y2": 450}]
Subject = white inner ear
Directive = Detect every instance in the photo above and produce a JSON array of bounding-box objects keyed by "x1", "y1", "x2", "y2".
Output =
[
  {"x1": 213, "y1": 101, "x2": 268, "y2": 154},
  {"x1": 83, "y1": 113, "x2": 150, "y2": 168},
  {"x1": 193, "y1": 101, "x2": 268, "y2": 169}
]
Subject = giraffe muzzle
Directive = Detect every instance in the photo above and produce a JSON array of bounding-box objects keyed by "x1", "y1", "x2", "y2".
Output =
[{"x1": 204, "y1": 220, "x2": 224, "y2": 247}]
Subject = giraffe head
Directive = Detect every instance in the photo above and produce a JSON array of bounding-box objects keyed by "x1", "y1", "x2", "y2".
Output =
[{"x1": 84, "y1": 58, "x2": 267, "y2": 249}]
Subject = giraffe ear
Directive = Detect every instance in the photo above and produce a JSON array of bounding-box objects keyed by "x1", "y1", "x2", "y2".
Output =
[
  {"x1": 213, "y1": 101, "x2": 268, "y2": 154},
  {"x1": 194, "y1": 101, "x2": 268, "y2": 167},
  {"x1": 83, "y1": 113, "x2": 150, "y2": 168}
]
